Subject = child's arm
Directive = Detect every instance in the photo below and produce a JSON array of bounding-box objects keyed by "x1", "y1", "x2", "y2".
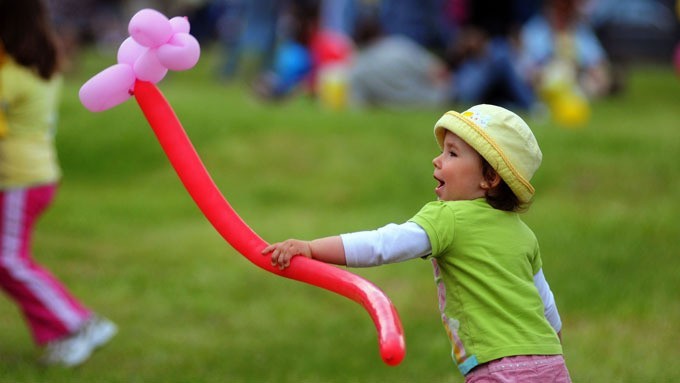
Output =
[
  {"x1": 534, "y1": 269, "x2": 563, "y2": 336},
  {"x1": 262, "y1": 236, "x2": 346, "y2": 270},
  {"x1": 262, "y1": 222, "x2": 431, "y2": 270}
]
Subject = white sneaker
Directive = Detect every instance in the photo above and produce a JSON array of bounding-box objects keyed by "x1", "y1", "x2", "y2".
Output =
[{"x1": 40, "y1": 315, "x2": 117, "y2": 367}]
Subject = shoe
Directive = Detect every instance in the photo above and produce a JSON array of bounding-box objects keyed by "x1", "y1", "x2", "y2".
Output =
[{"x1": 40, "y1": 315, "x2": 117, "y2": 367}]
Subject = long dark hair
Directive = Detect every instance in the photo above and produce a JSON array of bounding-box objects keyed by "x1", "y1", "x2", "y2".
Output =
[{"x1": 0, "y1": 0, "x2": 61, "y2": 80}]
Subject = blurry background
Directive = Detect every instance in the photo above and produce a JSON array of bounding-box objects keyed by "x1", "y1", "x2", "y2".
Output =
[
  {"x1": 0, "y1": 0, "x2": 678, "y2": 382},
  {"x1": 45, "y1": 0, "x2": 680, "y2": 114}
]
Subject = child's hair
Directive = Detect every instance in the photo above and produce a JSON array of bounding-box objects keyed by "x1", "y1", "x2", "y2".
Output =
[
  {"x1": 481, "y1": 158, "x2": 523, "y2": 212},
  {"x1": 0, "y1": 0, "x2": 61, "y2": 80}
]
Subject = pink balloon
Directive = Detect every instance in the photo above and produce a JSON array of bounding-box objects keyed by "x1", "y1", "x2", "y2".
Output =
[
  {"x1": 117, "y1": 37, "x2": 147, "y2": 66},
  {"x1": 169, "y1": 16, "x2": 190, "y2": 34},
  {"x1": 79, "y1": 64, "x2": 135, "y2": 112},
  {"x1": 133, "y1": 49, "x2": 168, "y2": 83},
  {"x1": 129, "y1": 9, "x2": 173, "y2": 47},
  {"x1": 156, "y1": 33, "x2": 200, "y2": 71}
]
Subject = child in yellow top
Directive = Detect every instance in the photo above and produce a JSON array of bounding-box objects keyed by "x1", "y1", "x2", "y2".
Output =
[{"x1": 0, "y1": 0, "x2": 116, "y2": 367}]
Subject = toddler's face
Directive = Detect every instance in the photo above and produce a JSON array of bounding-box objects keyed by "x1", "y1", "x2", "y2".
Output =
[{"x1": 432, "y1": 131, "x2": 486, "y2": 201}]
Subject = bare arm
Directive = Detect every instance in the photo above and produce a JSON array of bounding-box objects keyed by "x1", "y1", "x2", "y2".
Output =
[{"x1": 261, "y1": 236, "x2": 346, "y2": 269}]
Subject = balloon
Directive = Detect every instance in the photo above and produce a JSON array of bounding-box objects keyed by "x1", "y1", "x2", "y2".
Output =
[
  {"x1": 317, "y1": 63, "x2": 349, "y2": 110},
  {"x1": 80, "y1": 8, "x2": 202, "y2": 111},
  {"x1": 310, "y1": 30, "x2": 353, "y2": 67},
  {"x1": 271, "y1": 42, "x2": 312, "y2": 94},
  {"x1": 133, "y1": 49, "x2": 168, "y2": 83},
  {"x1": 552, "y1": 92, "x2": 590, "y2": 128},
  {"x1": 81, "y1": 7, "x2": 404, "y2": 361},
  {"x1": 129, "y1": 8, "x2": 173, "y2": 47},
  {"x1": 156, "y1": 33, "x2": 200, "y2": 71},
  {"x1": 117, "y1": 37, "x2": 147, "y2": 66},
  {"x1": 133, "y1": 80, "x2": 406, "y2": 366},
  {"x1": 79, "y1": 64, "x2": 135, "y2": 112},
  {"x1": 169, "y1": 16, "x2": 190, "y2": 34}
]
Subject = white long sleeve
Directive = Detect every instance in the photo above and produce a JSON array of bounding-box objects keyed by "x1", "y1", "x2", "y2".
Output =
[
  {"x1": 342, "y1": 222, "x2": 563, "y2": 333},
  {"x1": 533, "y1": 268, "x2": 562, "y2": 333},
  {"x1": 341, "y1": 222, "x2": 431, "y2": 267}
]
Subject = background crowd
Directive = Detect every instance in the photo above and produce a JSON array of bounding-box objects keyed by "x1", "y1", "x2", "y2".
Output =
[{"x1": 45, "y1": 0, "x2": 679, "y2": 123}]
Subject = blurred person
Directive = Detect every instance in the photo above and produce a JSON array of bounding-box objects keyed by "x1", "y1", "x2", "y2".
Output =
[
  {"x1": 44, "y1": 0, "x2": 97, "y2": 71},
  {"x1": 379, "y1": 0, "x2": 453, "y2": 52},
  {"x1": 347, "y1": 7, "x2": 449, "y2": 108},
  {"x1": 0, "y1": 0, "x2": 116, "y2": 367},
  {"x1": 46, "y1": 0, "x2": 127, "y2": 71},
  {"x1": 320, "y1": 0, "x2": 357, "y2": 37},
  {"x1": 677, "y1": 0, "x2": 680, "y2": 75},
  {"x1": 519, "y1": 0, "x2": 612, "y2": 99},
  {"x1": 262, "y1": 104, "x2": 571, "y2": 382},
  {"x1": 446, "y1": 0, "x2": 538, "y2": 111},
  {"x1": 253, "y1": 0, "x2": 354, "y2": 100},
  {"x1": 215, "y1": 0, "x2": 247, "y2": 79},
  {"x1": 218, "y1": 0, "x2": 282, "y2": 81}
]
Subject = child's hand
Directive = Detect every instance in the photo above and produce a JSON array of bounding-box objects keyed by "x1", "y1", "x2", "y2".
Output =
[{"x1": 261, "y1": 239, "x2": 313, "y2": 270}]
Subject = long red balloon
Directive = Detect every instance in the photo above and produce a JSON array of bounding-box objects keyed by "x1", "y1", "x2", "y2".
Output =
[{"x1": 133, "y1": 80, "x2": 405, "y2": 365}]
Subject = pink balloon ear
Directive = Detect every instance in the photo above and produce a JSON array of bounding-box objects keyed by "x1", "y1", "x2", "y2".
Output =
[
  {"x1": 129, "y1": 8, "x2": 173, "y2": 47},
  {"x1": 156, "y1": 33, "x2": 201, "y2": 71},
  {"x1": 133, "y1": 49, "x2": 168, "y2": 83},
  {"x1": 117, "y1": 37, "x2": 148, "y2": 66},
  {"x1": 169, "y1": 16, "x2": 190, "y2": 34},
  {"x1": 79, "y1": 64, "x2": 135, "y2": 112}
]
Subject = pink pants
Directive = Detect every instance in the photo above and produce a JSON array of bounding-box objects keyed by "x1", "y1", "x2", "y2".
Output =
[
  {"x1": 0, "y1": 184, "x2": 90, "y2": 345},
  {"x1": 466, "y1": 355, "x2": 572, "y2": 383}
]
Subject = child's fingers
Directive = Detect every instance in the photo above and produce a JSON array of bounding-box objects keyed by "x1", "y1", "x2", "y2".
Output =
[
  {"x1": 261, "y1": 241, "x2": 303, "y2": 270},
  {"x1": 274, "y1": 249, "x2": 293, "y2": 268},
  {"x1": 261, "y1": 243, "x2": 278, "y2": 254},
  {"x1": 273, "y1": 249, "x2": 293, "y2": 269},
  {"x1": 269, "y1": 247, "x2": 282, "y2": 266},
  {"x1": 283, "y1": 253, "x2": 296, "y2": 269}
]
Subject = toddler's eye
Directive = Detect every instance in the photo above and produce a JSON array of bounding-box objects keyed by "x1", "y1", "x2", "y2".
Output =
[{"x1": 449, "y1": 151, "x2": 457, "y2": 157}]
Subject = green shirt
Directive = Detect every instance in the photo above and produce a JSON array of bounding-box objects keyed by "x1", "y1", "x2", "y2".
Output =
[{"x1": 410, "y1": 199, "x2": 562, "y2": 375}]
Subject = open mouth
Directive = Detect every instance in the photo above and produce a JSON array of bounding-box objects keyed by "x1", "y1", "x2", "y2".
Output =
[{"x1": 434, "y1": 176, "x2": 445, "y2": 190}]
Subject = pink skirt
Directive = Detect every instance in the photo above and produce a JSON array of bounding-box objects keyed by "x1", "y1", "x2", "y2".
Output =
[{"x1": 466, "y1": 355, "x2": 572, "y2": 383}]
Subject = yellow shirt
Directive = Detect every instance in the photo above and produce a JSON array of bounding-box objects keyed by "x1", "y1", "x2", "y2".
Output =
[{"x1": 0, "y1": 57, "x2": 61, "y2": 188}]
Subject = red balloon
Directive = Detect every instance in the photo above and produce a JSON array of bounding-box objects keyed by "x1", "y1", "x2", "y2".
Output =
[
  {"x1": 133, "y1": 80, "x2": 405, "y2": 366},
  {"x1": 310, "y1": 30, "x2": 353, "y2": 67}
]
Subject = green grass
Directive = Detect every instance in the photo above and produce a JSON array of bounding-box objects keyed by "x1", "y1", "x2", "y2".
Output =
[{"x1": 0, "y1": 47, "x2": 677, "y2": 382}]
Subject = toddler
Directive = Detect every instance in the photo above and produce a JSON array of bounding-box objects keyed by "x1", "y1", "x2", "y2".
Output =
[{"x1": 263, "y1": 104, "x2": 571, "y2": 382}]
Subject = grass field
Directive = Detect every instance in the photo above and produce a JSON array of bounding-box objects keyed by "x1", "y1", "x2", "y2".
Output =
[{"x1": 0, "y1": 47, "x2": 677, "y2": 382}]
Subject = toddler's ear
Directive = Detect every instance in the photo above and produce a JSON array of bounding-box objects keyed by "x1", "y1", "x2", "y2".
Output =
[
  {"x1": 488, "y1": 172, "x2": 502, "y2": 188},
  {"x1": 482, "y1": 167, "x2": 502, "y2": 190}
]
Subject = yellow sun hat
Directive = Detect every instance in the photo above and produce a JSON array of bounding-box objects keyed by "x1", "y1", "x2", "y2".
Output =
[{"x1": 434, "y1": 104, "x2": 542, "y2": 203}]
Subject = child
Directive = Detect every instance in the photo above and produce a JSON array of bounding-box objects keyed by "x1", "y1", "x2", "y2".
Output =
[
  {"x1": 262, "y1": 104, "x2": 571, "y2": 382},
  {"x1": 0, "y1": 0, "x2": 116, "y2": 367}
]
